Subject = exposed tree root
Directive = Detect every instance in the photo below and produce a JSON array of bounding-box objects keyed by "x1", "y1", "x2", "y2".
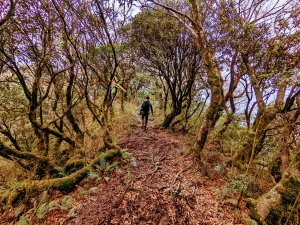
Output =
[
  {"x1": 0, "y1": 149, "x2": 121, "y2": 208},
  {"x1": 247, "y1": 162, "x2": 300, "y2": 224}
]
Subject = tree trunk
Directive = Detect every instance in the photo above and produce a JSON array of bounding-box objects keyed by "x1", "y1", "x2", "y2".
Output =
[
  {"x1": 64, "y1": 37, "x2": 84, "y2": 144},
  {"x1": 162, "y1": 108, "x2": 181, "y2": 128},
  {"x1": 152, "y1": 1, "x2": 224, "y2": 154},
  {"x1": 236, "y1": 56, "x2": 287, "y2": 164},
  {"x1": 233, "y1": 109, "x2": 277, "y2": 165},
  {"x1": 193, "y1": 53, "x2": 223, "y2": 155},
  {"x1": 248, "y1": 156, "x2": 300, "y2": 224},
  {"x1": 66, "y1": 70, "x2": 84, "y2": 144},
  {"x1": 190, "y1": 5, "x2": 224, "y2": 156},
  {"x1": 0, "y1": 141, "x2": 57, "y2": 178},
  {"x1": 218, "y1": 113, "x2": 234, "y2": 137},
  {"x1": 281, "y1": 124, "x2": 290, "y2": 176}
]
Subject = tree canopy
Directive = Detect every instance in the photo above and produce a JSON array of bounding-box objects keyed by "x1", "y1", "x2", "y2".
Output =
[{"x1": 0, "y1": 0, "x2": 299, "y2": 224}]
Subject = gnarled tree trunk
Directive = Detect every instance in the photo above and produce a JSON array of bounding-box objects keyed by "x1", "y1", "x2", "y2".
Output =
[
  {"x1": 0, "y1": 149, "x2": 121, "y2": 207},
  {"x1": 152, "y1": 0, "x2": 224, "y2": 156},
  {"x1": 248, "y1": 149, "x2": 300, "y2": 224},
  {"x1": 162, "y1": 108, "x2": 181, "y2": 128},
  {"x1": 193, "y1": 46, "x2": 224, "y2": 156}
]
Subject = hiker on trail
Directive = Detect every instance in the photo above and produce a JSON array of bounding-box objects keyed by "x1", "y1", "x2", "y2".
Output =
[{"x1": 140, "y1": 96, "x2": 153, "y2": 130}]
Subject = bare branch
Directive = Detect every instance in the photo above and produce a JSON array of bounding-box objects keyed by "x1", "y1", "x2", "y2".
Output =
[{"x1": 0, "y1": 0, "x2": 15, "y2": 27}]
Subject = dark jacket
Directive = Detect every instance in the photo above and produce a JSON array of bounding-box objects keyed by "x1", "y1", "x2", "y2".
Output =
[{"x1": 140, "y1": 99, "x2": 153, "y2": 114}]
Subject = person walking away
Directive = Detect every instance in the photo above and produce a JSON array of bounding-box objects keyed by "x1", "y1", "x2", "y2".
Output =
[{"x1": 140, "y1": 96, "x2": 153, "y2": 130}]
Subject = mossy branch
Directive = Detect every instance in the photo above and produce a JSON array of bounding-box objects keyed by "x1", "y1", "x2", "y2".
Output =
[
  {"x1": 0, "y1": 149, "x2": 120, "y2": 208},
  {"x1": 0, "y1": 141, "x2": 55, "y2": 171}
]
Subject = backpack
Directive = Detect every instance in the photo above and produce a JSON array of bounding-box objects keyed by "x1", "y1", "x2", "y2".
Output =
[{"x1": 140, "y1": 100, "x2": 150, "y2": 113}]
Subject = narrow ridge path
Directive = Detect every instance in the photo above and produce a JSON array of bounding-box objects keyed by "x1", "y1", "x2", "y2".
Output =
[{"x1": 66, "y1": 128, "x2": 237, "y2": 225}]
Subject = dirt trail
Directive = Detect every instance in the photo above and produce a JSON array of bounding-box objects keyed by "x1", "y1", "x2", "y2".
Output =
[{"x1": 58, "y1": 127, "x2": 238, "y2": 225}]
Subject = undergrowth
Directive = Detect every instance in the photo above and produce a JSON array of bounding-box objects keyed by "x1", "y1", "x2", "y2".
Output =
[{"x1": 5, "y1": 148, "x2": 137, "y2": 224}]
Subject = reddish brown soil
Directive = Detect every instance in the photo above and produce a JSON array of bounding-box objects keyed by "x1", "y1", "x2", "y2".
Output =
[
  {"x1": 62, "y1": 128, "x2": 241, "y2": 224},
  {"x1": 1, "y1": 127, "x2": 245, "y2": 225}
]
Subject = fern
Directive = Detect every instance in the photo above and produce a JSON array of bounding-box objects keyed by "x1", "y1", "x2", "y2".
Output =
[
  {"x1": 77, "y1": 186, "x2": 87, "y2": 195},
  {"x1": 36, "y1": 203, "x2": 48, "y2": 219},
  {"x1": 59, "y1": 196, "x2": 73, "y2": 210},
  {"x1": 39, "y1": 191, "x2": 48, "y2": 205},
  {"x1": 13, "y1": 204, "x2": 25, "y2": 218},
  {"x1": 120, "y1": 150, "x2": 138, "y2": 167},
  {"x1": 48, "y1": 199, "x2": 60, "y2": 210},
  {"x1": 104, "y1": 161, "x2": 119, "y2": 172},
  {"x1": 36, "y1": 197, "x2": 70, "y2": 219},
  {"x1": 88, "y1": 170, "x2": 99, "y2": 179},
  {"x1": 15, "y1": 216, "x2": 31, "y2": 225}
]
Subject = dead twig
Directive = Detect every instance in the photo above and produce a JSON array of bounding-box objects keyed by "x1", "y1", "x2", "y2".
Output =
[
  {"x1": 141, "y1": 137, "x2": 158, "y2": 141},
  {"x1": 172, "y1": 170, "x2": 184, "y2": 184},
  {"x1": 99, "y1": 183, "x2": 131, "y2": 225},
  {"x1": 172, "y1": 166, "x2": 192, "y2": 185}
]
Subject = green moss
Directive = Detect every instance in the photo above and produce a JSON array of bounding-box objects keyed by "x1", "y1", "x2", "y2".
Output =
[
  {"x1": 56, "y1": 178, "x2": 75, "y2": 193},
  {"x1": 252, "y1": 167, "x2": 300, "y2": 225},
  {"x1": 246, "y1": 198, "x2": 261, "y2": 223},
  {"x1": 65, "y1": 159, "x2": 85, "y2": 174},
  {"x1": 0, "y1": 149, "x2": 121, "y2": 208},
  {"x1": 248, "y1": 219, "x2": 259, "y2": 225}
]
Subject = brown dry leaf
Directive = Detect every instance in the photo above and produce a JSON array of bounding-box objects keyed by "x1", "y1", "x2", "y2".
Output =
[{"x1": 2, "y1": 127, "x2": 247, "y2": 225}]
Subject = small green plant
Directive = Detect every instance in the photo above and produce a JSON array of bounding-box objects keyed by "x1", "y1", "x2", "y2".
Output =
[
  {"x1": 39, "y1": 191, "x2": 48, "y2": 205},
  {"x1": 13, "y1": 204, "x2": 26, "y2": 218},
  {"x1": 214, "y1": 164, "x2": 225, "y2": 175},
  {"x1": 36, "y1": 203, "x2": 49, "y2": 219},
  {"x1": 124, "y1": 171, "x2": 133, "y2": 184},
  {"x1": 121, "y1": 150, "x2": 137, "y2": 167},
  {"x1": 66, "y1": 203, "x2": 82, "y2": 219},
  {"x1": 34, "y1": 194, "x2": 73, "y2": 220},
  {"x1": 87, "y1": 170, "x2": 100, "y2": 183},
  {"x1": 104, "y1": 161, "x2": 119, "y2": 172},
  {"x1": 77, "y1": 186, "x2": 87, "y2": 195},
  {"x1": 14, "y1": 215, "x2": 31, "y2": 225},
  {"x1": 218, "y1": 174, "x2": 250, "y2": 197},
  {"x1": 36, "y1": 199, "x2": 61, "y2": 219},
  {"x1": 60, "y1": 196, "x2": 73, "y2": 210}
]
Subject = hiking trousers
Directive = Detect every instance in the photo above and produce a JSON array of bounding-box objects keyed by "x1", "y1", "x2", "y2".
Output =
[{"x1": 140, "y1": 111, "x2": 149, "y2": 128}]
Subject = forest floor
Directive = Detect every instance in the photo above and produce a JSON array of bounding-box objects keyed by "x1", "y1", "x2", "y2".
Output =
[
  {"x1": 49, "y1": 125, "x2": 247, "y2": 225},
  {"x1": 1, "y1": 124, "x2": 248, "y2": 225}
]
